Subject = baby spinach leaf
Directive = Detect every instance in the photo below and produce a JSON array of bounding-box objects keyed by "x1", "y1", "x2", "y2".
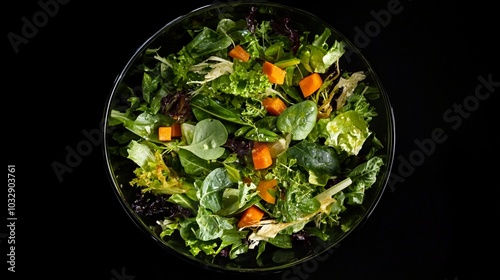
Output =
[
  {"x1": 199, "y1": 167, "x2": 234, "y2": 213},
  {"x1": 277, "y1": 100, "x2": 318, "y2": 140},
  {"x1": 185, "y1": 27, "x2": 233, "y2": 59},
  {"x1": 110, "y1": 110, "x2": 174, "y2": 143},
  {"x1": 287, "y1": 140, "x2": 341, "y2": 185},
  {"x1": 179, "y1": 119, "x2": 228, "y2": 160},
  {"x1": 345, "y1": 156, "x2": 384, "y2": 205},
  {"x1": 178, "y1": 149, "x2": 222, "y2": 176}
]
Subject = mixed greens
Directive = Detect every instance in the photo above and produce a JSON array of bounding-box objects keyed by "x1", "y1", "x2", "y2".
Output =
[{"x1": 108, "y1": 6, "x2": 386, "y2": 263}]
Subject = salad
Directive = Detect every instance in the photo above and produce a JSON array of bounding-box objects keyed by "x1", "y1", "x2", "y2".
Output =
[{"x1": 108, "y1": 5, "x2": 386, "y2": 263}]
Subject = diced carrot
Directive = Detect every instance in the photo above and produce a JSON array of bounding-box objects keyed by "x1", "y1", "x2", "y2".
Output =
[
  {"x1": 262, "y1": 97, "x2": 287, "y2": 116},
  {"x1": 252, "y1": 142, "x2": 273, "y2": 170},
  {"x1": 262, "y1": 61, "x2": 286, "y2": 84},
  {"x1": 228, "y1": 45, "x2": 251, "y2": 62},
  {"x1": 237, "y1": 205, "x2": 265, "y2": 228},
  {"x1": 158, "y1": 126, "x2": 172, "y2": 141},
  {"x1": 171, "y1": 123, "x2": 182, "y2": 138},
  {"x1": 257, "y1": 179, "x2": 277, "y2": 204},
  {"x1": 299, "y1": 72, "x2": 323, "y2": 97},
  {"x1": 158, "y1": 124, "x2": 182, "y2": 141}
]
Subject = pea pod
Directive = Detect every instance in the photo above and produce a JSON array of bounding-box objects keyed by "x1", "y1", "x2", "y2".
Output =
[
  {"x1": 234, "y1": 125, "x2": 253, "y2": 138},
  {"x1": 244, "y1": 127, "x2": 280, "y2": 142},
  {"x1": 277, "y1": 100, "x2": 318, "y2": 140},
  {"x1": 264, "y1": 42, "x2": 285, "y2": 58},
  {"x1": 274, "y1": 58, "x2": 301, "y2": 69}
]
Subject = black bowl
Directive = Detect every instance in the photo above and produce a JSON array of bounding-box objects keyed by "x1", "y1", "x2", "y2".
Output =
[{"x1": 103, "y1": 1, "x2": 395, "y2": 273}]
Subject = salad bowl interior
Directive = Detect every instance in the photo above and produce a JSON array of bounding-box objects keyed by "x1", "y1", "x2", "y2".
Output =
[{"x1": 103, "y1": 2, "x2": 395, "y2": 273}]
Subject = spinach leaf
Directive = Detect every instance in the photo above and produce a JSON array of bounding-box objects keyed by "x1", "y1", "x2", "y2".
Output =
[
  {"x1": 190, "y1": 94, "x2": 247, "y2": 125},
  {"x1": 185, "y1": 27, "x2": 233, "y2": 58},
  {"x1": 110, "y1": 110, "x2": 174, "y2": 143},
  {"x1": 267, "y1": 233, "x2": 293, "y2": 249},
  {"x1": 178, "y1": 119, "x2": 228, "y2": 160},
  {"x1": 217, "y1": 228, "x2": 250, "y2": 259},
  {"x1": 287, "y1": 140, "x2": 341, "y2": 185},
  {"x1": 178, "y1": 149, "x2": 222, "y2": 176},
  {"x1": 345, "y1": 156, "x2": 384, "y2": 205},
  {"x1": 217, "y1": 180, "x2": 259, "y2": 217},
  {"x1": 199, "y1": 167, "x2": 234, "y2": 213},
  {"x1": 277, "y1": 100, "x2": 318, "y2": 140}
]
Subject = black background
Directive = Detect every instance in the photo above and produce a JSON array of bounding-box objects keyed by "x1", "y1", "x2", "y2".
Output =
[{"x1": 4, "y1": 0, "x2": 497, "y2": 279}]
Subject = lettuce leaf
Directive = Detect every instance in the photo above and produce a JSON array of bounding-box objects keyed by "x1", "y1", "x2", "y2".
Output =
[
  {"x1": 127, "y1": 140, "x2": 187, "y2": 195},
  {"x1": 299, "y1": 28, "x2": 345, "y2": 73},
  {"x1": 325, "y1": 110, "x2": 371, "y2": 156}
]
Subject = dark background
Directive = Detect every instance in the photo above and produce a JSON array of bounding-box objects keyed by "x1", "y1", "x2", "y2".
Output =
[{"x1": 4, "y1": 0, "x2": 496, "y2": 279}]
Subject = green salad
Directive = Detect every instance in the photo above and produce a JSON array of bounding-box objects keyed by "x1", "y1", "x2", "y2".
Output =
[{"x1": 108, "y1": 6, "x2": 386, "y2": 262}]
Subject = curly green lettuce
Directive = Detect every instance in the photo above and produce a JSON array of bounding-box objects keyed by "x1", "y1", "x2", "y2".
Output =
[{"x1": 127, "y1": 140, "x2": 187, "y2": 195}]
